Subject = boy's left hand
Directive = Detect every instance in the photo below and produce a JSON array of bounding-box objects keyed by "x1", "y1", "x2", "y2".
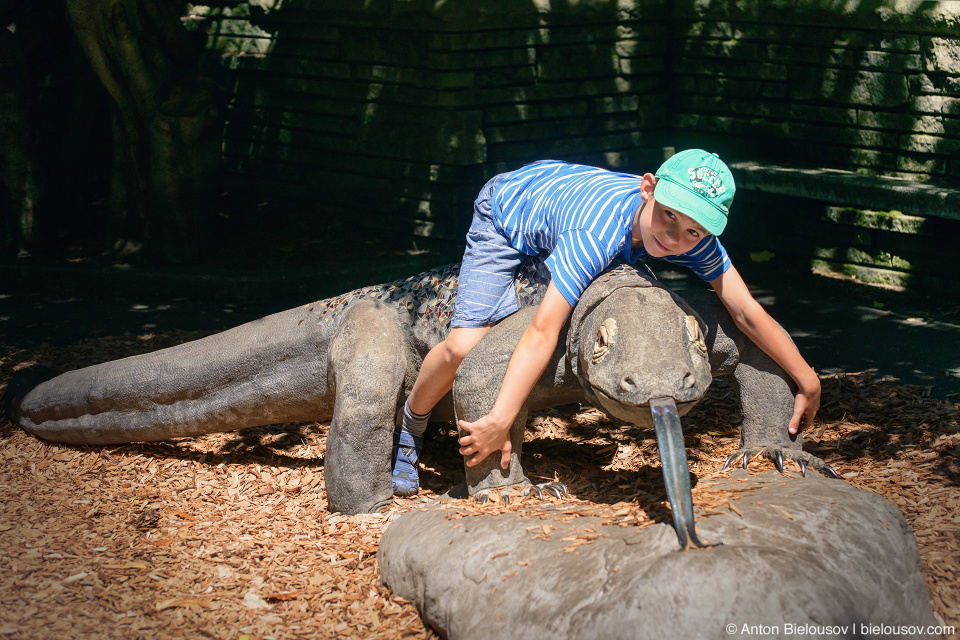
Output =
[
  {"x1": 789, "y1": 376, "x2": 821, "y2": 435},
  {"x1": 458, "y1": 411, "x2": 514, "y2": 469}
]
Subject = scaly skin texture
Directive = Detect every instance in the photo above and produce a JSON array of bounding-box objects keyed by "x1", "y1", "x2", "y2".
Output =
[{"x1": 5, "y1": 259, "x2": 827, "y2": 515}]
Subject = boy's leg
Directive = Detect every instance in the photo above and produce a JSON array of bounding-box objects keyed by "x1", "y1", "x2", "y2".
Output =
[
  {"x1": 392, "y1": 327, "x2": 490, "y2": 496},
  {"x1": 392, "y1": 170, "x2": 524, "y2": 496},
  {"x1": 408, "y1": 327, "x2": 491, "y2": 415}
]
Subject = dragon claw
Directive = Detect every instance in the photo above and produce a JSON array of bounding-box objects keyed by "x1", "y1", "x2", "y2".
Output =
[
  {"x1": 521, "y1": 484, "x2": 544, "y2": 500},
  {"x1": 721, "y1": 453, "x2": 738, "y2": 472},
  {"x1": 542, "y1": 482, "x2": 567, "y2": 499},
  {"x1": 474, "y1": 481, "x2": 567, "y2": 506},
  {"x1": 722, "y1": 446, "x2": 838, "y2": 482}
]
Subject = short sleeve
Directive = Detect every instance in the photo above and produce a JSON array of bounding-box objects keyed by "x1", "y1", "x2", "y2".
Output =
[
  {"x1": 661, "y1": 235, "x2": 731, "y2": 282},
  {"x1": 545, "y1": 229, "x2": 616, "y2": 305}
]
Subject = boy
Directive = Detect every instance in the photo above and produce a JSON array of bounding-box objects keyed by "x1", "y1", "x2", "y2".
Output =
[{"x1": 391, "y1": 150, "x2": 821, "y2": 495}]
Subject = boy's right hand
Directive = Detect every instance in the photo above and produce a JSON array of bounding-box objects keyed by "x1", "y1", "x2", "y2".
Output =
[{"x1": 457, "y1": 411, "x2": 513, "y2": 469}]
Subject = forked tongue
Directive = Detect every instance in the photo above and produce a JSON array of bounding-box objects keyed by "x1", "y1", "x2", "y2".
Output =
[{"x1": 650, "y1": 397, "x2": 718, "y2": 549}]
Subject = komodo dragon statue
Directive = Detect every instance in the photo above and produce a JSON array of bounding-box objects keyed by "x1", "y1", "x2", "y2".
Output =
[{"x1": 4, "y1": 258, "x2": 835, "y2": 546}]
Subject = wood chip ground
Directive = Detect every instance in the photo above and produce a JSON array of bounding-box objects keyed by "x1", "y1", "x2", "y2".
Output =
[{"x1": 1, "y1": 333, "x2": 958, "y2": 638}]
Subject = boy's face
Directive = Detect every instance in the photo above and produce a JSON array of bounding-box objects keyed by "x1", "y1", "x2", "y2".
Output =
[{"x1": 635, "y1": 174, "x2": 710, "y2": 257}]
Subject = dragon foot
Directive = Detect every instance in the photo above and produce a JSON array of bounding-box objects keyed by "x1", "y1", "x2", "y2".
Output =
[
  {"x1": 722, "y1": 447, "x2": 840, "y2": 480},
  {"x1": 475, "y1": 482, "x2": 568, "y2": 506}
]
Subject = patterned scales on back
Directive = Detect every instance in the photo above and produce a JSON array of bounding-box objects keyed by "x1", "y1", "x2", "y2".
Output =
[{"x1": 308, "y1": 259, "x2": 553, "y2": 339}]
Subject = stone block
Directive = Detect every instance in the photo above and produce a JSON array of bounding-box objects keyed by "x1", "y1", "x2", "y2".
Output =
[
  {"x1": 577, "y1": 77, "x2": 634, "y2": 96},
  {"x1": 880, "y1": 36, "x2": 921, "y2": 53},
  {"x1": 793, "y1": 123, "x2": 894, "y2": 149},
  {"x1": 476, "y1": 65, "x2": 537, "y2": 88},
  {"x1": 673, "y1": 0, "x2": 759, "y2": 21},
  {"x1": 701, "y1": 78, "x2": 761, "y2": 98},
  {"x1": 824, "y1": 207, "x2": 928, "y2": 235},
  {"x1": 680, "y1": 94, "x2": 730, "y2": 114},
  {"x1": 910, "y1": 72, "x2": 960, "y2": 97},
  {"x1": 636, "y1": 99, "x2": 670, "y2": 128},
  {"x1": 435, "y1": 47, "x2": 537, "y2": 71},
  {"x1": 678, "y1": 39, "x2": 760, "y2": 61},
  {"x1": 857, "y1": 111, "x2": 942, "y2": 134},
  {"x1": 592, "y1": 94, "x2": 640, "y2": 114},
  {"x1": 787, "y1": 104, "x2": 857, "y2": 126},
  {"x1": 761, "y1": 82, "x2": 788, "y2": 99},
  {"x1": 790, "y1": 68, "x2": 908, "y2": 107},
  {"x1": 923, "y1": 36, "x2": 960, "y2": 74},
  {"x1": 682, "y1": 21, "x2": 734, "y2": 40},
  {"x1": 768, "y1": 45, "x2": 919, "y2": 72},
  {"x1": 911, "y1": 95, "x2": 959, "y2": 115},
  {"x1": 944, "y1": 114, "x2": 960, "y2": 137},
  {"x1": 485, "y1": 104, "x2": 540, "y2": 125},
  {"x1": 432, "y1": 29, "x2": 540, "y2": 52},
  {"x1": 899, "y1": 133, "x2": 960, "y2": 155},
  {"x1": 676, "y1": 112, "x2": 735, "y2": 134},
  {"x1": 618, "y1": 57, "x2": 666, "y2": 76},
  {"x1": 675, "y1": 77, "x2": 698, "y2": 93},
  {"x1": 359, "y1": 106, "x2": 486, "y2": 165},
  {"x1": 540, "y1": 44, "x2": 623, "y2": 81},
  {"x1": 541, "y1": 100, "x2": 590, "y2": 119}
]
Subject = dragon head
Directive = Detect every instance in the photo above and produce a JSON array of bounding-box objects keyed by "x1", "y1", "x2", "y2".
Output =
[{"x1": 570, "y1": 265, "x2": 712, "y2": 427}]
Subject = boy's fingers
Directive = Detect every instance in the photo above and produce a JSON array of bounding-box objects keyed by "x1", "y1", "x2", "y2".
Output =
[
  {"x1": 500, "y1": 442, "x2": 512, "y2": 469},
  {"x1": 788, "y1": 407, "x2": 802, "y2": 435}
]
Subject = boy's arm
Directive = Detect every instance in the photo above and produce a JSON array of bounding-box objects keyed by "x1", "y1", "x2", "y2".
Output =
[
  {"x1": 710, "y1": 265, "x2": 821, "y2": 434},
  {"x1": 458, "y1": 282, "x2": 574, "y2": 468}
]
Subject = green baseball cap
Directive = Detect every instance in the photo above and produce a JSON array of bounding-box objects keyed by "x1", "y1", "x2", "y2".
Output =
[{"x1": 654, "y1": 149, "x2": 735, "y2": 235}]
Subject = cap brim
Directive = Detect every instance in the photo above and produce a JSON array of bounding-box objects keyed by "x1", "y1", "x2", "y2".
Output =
[{"x1": 654, "y1": 179, "x2": 727, "y2": 235}]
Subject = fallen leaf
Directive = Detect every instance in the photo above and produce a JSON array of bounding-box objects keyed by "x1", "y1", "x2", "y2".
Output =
[
  {"x1": 264, "y1": 592, "x2": 300, "y2": 602},
  {"x1": 147, "y1": 536, "x2": 175, "y2": 547},
  {"x1": 156, "y1": 597, "x2": 212, "y2": 611},
  {"x1": 243, "y1": 591, "x2": 270, "y2": 610},
  {"x1": 749, "y1": 250, "x2": 775, "y2": 263}
]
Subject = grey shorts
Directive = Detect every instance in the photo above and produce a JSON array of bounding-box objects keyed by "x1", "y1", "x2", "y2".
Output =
[{"x1": 451, "y1": 173, "x2": 530, "y2": 329}]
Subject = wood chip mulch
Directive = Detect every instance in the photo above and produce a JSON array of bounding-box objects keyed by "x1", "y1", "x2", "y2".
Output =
[{"x1": 1, "y1": 333, "x2": 957, "y2": 638}]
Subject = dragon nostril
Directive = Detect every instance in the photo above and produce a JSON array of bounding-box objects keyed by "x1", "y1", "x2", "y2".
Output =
[
  {"x1": 619, "y1": 374, "x2": 638, "y2": 392},
  {"x1": 681, "y1": 372, "x2": 695, "y2": 389}
]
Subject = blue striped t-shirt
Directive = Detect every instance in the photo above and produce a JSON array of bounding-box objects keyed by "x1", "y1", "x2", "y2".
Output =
[{"x1": 492, "y1": 160, "x2": 731, "y2": 305}]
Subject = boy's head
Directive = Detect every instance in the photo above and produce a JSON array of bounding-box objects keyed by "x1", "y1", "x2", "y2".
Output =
[{"x1": 653, "y1": 149, "x2": 735, "y2": 235}]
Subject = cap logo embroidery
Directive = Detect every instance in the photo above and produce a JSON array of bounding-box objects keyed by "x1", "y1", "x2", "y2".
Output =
[{"x1": 687, "y1": 166, "x2": 726, "y2": 199}]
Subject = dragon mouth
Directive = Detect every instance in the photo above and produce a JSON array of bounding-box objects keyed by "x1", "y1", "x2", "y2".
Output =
[{"x1": 592, "y1": 386, "x2": 698, "y2": 423}]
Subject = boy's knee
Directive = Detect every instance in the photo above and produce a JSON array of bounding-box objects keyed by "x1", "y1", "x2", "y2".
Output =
[
  {"x1": 442, "y1": 328, "x2": 487, "y2": 363},
  {"x1": 440, "y1": 339, "x2": 473, "y2": 364}
]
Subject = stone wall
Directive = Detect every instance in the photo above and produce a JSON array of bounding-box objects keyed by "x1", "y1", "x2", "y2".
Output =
[
  {"x1": 670, "y1": 1, "x2": 960, "y2": 293},
  {"x1": 187, "y1": 0, "x2": 960, "y2": 289},
  {"x1": 672, "y1": 0, "x2": 960, "y2": 183},
  {"x1": 188, "y1": 0, "x2": 672, "y2": 245}
]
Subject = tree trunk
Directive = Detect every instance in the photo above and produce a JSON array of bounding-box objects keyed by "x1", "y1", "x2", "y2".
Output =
[
  {"x1": 66, "y1": 0, "x2": 223, "y2": 264},
  {"x1": 0, "y1": 25, "x2": 41, "y2": 256}
]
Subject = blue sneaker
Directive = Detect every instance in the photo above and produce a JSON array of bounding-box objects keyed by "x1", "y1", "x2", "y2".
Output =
[{"x1": 392, "y1": 428, "x2": 423, "y2": 497}]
